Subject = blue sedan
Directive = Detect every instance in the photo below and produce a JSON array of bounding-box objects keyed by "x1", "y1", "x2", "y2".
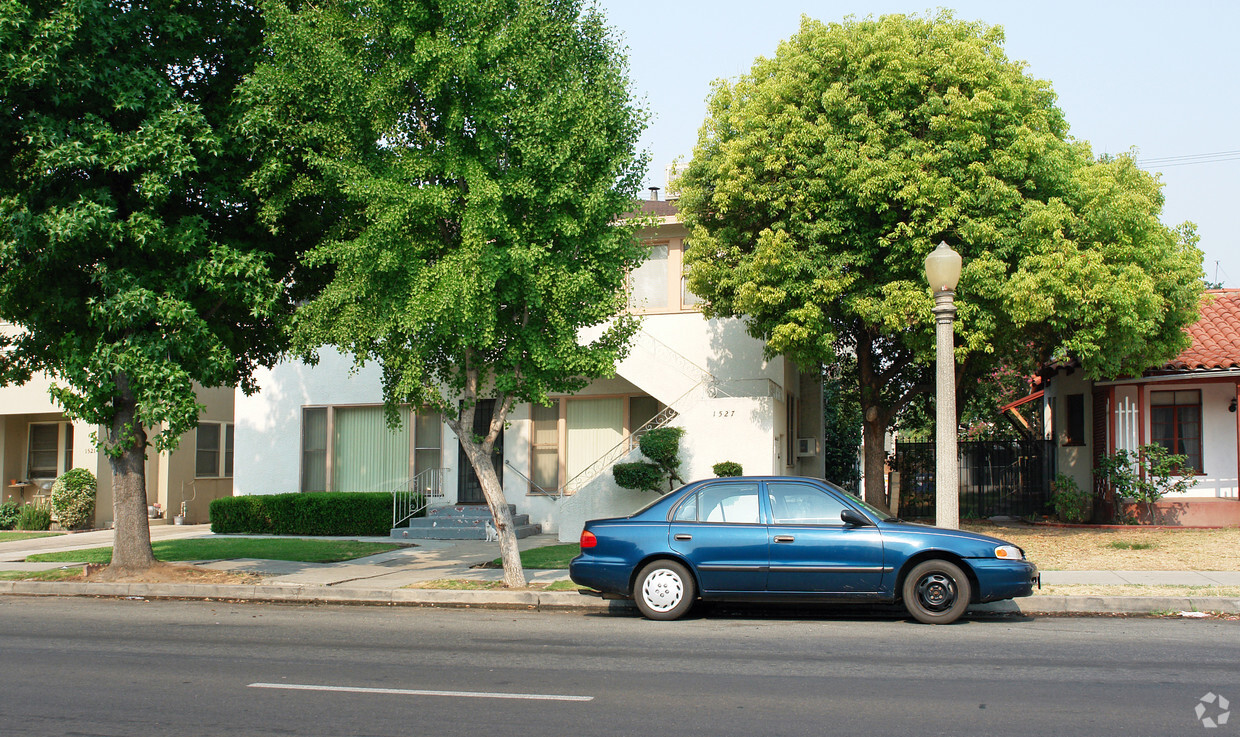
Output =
[{"x1": 569, "y1": 476, "x2": 1039, "y2": 623}]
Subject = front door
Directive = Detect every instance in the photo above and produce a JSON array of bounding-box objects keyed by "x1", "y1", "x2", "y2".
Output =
[{"x1": 457, "y1": 399, "x2": 503, "y2": 504}]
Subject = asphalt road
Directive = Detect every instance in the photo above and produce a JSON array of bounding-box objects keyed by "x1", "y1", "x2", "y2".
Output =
[{"x1": 0, "y1": 597, "x2": 1236, "y2": 737}]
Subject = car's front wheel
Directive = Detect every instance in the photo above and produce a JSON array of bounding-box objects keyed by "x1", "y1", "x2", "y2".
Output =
[
  {"x1": 633, "y1": 560, "x2": 696, "y2": 621},
  {"x1": 902, "y1": 559, "x2": 971, "y2": 624}
]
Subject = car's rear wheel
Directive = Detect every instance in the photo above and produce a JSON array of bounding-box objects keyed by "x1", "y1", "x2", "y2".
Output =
[
  {"x1": 902, "y1": 559, "x2": 971, "y2": 624},
  {"x1": 633, "y1": 560, "x2": 695, "y2": 621}
]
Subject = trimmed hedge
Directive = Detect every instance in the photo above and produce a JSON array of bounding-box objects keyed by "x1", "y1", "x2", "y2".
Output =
[
  {"x1": 612, "y1": 462, "x2": 664, "y2": 493},
  {"x1": 210, "y1": 492, "x2": 415, "y2": 535},
  {"x1": 639, "y1": 427, "x2": 685, "y2": 466}
]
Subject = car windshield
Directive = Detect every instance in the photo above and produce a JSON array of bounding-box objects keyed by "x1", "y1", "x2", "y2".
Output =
[{"x1": 821, "y1": 480, "x2": 895, "y2": 522}]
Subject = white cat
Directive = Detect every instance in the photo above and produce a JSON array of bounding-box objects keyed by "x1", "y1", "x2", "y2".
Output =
[{"x1": 485, "y1": 520, "x2": 498, "y2": 542}]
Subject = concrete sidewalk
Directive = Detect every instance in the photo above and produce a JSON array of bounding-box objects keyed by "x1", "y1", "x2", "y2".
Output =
[{"x1": 1, "y1": 526, "x2": 1238, "y2": 615}]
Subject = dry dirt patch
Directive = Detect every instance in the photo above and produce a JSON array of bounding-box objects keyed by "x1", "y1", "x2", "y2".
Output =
[
  {"x1": 963, "y1": 523, "x2": 1240, "y2": 570},
  {"x1": 81, "y1": 563, "x2": 262, "y2": 585}
]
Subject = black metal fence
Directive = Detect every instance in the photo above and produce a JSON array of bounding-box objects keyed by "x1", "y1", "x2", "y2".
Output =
[{"x1": 894, "y1": 440, "x2": 1055, "y2": 519}]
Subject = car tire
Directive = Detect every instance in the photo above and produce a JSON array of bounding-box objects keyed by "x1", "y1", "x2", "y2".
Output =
[
  {"x1": 902, "y1": 559, "x2": 971, "y2": 625},
  {"x1": 633, "y1": 560, "x2": 696, "y2": 621}
]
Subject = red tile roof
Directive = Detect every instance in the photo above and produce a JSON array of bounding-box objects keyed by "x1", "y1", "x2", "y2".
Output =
[{"x1": 1165, "y1": 289, "x2": 1240, "y2": 370}]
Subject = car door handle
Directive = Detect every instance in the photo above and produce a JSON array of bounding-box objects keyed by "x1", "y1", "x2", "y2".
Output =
[
  {"x1": 773, "y1": 535, "x2": 795, "y2": 543},
  {"x1": 674, "y1": 534, "x2": 692, "y2": 541}
]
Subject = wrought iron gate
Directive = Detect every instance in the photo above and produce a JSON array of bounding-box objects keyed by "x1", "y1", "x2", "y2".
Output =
[{"x1": 894, "y1": 439, "x2": 1054, "y2": 519}]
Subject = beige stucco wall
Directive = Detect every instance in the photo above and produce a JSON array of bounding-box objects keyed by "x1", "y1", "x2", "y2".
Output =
[
  {"x1": 1042, "y1": 369, "x2": 1094, "y2": 496},
  {"x1": 0, "y1": 380, "x2": 235, "y2": 528}
]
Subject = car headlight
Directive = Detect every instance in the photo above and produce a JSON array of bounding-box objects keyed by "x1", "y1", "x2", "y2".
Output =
[{"x1": 994, "y1": 545, "x2": 1024, "y2": 561}]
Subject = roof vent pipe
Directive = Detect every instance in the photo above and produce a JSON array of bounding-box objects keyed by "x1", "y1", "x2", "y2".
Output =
[{"x1": 648, "y1": 186, "x2": 660, "y2": 201}]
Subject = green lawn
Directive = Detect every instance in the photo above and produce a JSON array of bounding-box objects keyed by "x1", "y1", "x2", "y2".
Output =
[
  {"x1": 0, "y1": 531, "x2": 64, "y2": 542},
  {"x1": 491, "y1": 543, "x2": 580, "y2": 570},
  {"x1": 26, "y1": 538, "x2": 402, "y2": 564}
]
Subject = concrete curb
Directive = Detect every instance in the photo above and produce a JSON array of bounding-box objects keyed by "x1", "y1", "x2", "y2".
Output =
[
  {"x1": 0, "y1": 581, "x2": 635, "y2": 612},
  {"x1": 1014, "y1": 595, "x2": 1240, "y2": 615},
  {"x1": 1, "y1": 581, "x2": 1237, "y2": 615}
]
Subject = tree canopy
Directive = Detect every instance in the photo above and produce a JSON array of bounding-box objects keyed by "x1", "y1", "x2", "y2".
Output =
[
  {"x1": 0, "y1": 0, "x2": 308, "y2": 570},
  {"x1": 678, "y1": 12, "x2": 1203, "y2": 509},
  {"x1": 240, "y1": 0, "x2": 648, "y2": 585}
]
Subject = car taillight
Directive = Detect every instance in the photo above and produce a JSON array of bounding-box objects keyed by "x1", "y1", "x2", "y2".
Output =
[{"x1": 580, "y1": 530, "x2": 598, "y2": 548}]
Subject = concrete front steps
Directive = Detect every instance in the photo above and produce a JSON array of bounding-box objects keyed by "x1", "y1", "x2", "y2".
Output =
[{"x1": 391, "y1": 504, "x2": 542, "y2": 540}]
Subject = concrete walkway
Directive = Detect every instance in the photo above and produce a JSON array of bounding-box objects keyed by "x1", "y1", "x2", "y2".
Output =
[{"x1": 1, "y1": 525, "x2": 1238, "y2": 615}]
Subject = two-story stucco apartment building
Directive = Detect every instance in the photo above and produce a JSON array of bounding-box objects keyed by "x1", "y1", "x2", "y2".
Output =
[{"x1": 233, "y1": 194, "x2": 827, "y2": 539}]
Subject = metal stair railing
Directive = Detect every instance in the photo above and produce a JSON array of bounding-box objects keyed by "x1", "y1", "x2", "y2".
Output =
[
  {"x1": 559, "y1": 404, "x2": 681, "y2": 496},
  {"x1": 392, "y1": 467, "x2": 448, "y2": 528},
  {"x1": 555, "y1": 370, "x2": 719, "y2": 496},
  {"x1": 634, "y1": 330, "x2": 713, "y2": 385},
  {"x1": 630, "y1": 331, "x2": 785, "y2": 403},
  {"x1": 707, "y1": 377, "x2": 785, "y2": 402},
  {"x1": 504, "y1": 460, "x2": 557, "y2": 498}
]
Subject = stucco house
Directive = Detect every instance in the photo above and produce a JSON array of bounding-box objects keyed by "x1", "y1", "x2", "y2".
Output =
[
  {"x1": 233, "y1": 192, "x2": 826, "y2": 539},
  {"x1": 0, "y1": 321, "x2": 235, "y2": 528},
  {"x1": 1044, "y1": 289, "x2": 1240, "y2": 525}
]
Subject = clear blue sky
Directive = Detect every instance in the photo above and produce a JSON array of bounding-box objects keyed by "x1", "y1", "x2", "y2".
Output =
[{"x1": 596, "y1": 0, "x2": 1239, "y2": 287}]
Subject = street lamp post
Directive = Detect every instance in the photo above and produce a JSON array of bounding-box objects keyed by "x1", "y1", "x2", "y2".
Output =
[{"x1": 924, "y1": 241, "x2": 962, "y2": 530}]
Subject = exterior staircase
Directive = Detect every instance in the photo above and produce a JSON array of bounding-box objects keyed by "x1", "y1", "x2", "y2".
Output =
[{"x1": 390, "y1": 504, "x2": 542, "y2": 540}]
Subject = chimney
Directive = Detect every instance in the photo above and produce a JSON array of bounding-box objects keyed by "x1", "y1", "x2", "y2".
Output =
[{"x1": 648, "y1": 186, "x2": 660, "y2": 201}]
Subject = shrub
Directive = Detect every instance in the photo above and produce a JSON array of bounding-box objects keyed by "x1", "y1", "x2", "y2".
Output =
[
  {"x1": 614, "y1": 426, "x2": 686, "y2": 494},
  {"x1": 1096, "y1": 444, "x2": 1197, "y2": 524},
  {"x1": 612, "y1": 462, "x2": 664, "y2": 493},
  {"x1": 639, "y1": 427, "x2": 684, "y2": 466},
  {"x1": 51, "y1": 468, "x2": 97, "y2": 530},
  {"x1": 16, "y1": 502, "x2": 52, "y2": 531},
  {"x1": 712, "y1": 461, "x2": 743, "y2": 477},
  {"x1": 209, "y1": 492, "x2": 401, "y2": 535},
  {"x1": 1050, "y1": 473, "x2": 1090, "y2": 523},
  {"x1": 0, "y1": 501, "x2": 19, "y2": 530}
]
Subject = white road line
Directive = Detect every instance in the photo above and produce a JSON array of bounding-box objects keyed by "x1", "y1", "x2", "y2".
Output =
[{"x1": 248, "y1": 683, "x2": 593, "y2": 702}]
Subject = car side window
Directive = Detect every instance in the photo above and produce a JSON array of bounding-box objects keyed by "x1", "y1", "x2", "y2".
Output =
[
  {"x1": 672, "y1": 491, "x2": 698, "y2": 521},
  {"x1": 672, "y1": 483, "x2": 760, "y2": 524},
  {"x1": 767, "y1": 482, "x2": 849, "y2": 526}
]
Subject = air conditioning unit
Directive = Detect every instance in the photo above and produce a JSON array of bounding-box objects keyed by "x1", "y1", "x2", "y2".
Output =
[{"x1": 795, "y1": 438, "x2": 818, "y2": 458}]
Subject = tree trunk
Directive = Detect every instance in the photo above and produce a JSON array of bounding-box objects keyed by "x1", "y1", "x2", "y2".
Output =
[
  {"x1": 457, "y1": 435, "x2": 526, "y2": 588},
  {"x1": 861, "y1": 414, "x2": 890, "y2": 512},
  {"x1": 448, "y1": 374, "x2": 526, "y2": 588},
  {"x1": 856, "y1": 330, "x2": 891, "y2": 513},
  {"x1": 107, "y1": 373, "x2": 156, "y2": 574}
]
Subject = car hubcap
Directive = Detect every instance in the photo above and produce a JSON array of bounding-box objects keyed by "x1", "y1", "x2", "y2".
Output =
[
  {"x1": 642, "y1": 569, "x2": 684, "y2": 612},
  {"x1": 915, "y1": 572, "x2": 957, "y2": 612}
]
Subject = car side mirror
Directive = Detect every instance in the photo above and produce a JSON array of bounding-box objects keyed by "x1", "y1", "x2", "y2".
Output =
[{"x1": 841, "y1": 508, "x2": 872, "y2": 527}]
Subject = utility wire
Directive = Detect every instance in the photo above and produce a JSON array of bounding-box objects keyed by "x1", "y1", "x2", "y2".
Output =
[{"x1": 1135, "y1": 150, "x2": 1240, "y2": 168}]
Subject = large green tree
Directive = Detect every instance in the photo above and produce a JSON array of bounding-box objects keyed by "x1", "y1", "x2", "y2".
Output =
[
  {"x1": 240, "y1": 0, "x2": 647, "y2": 586},
  {"x1": 0, "y1": 0, "x2": 310, "y2": 573},
  {"x1": 679, "y1": 12, "x2": 1203, "y2": 510}
]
